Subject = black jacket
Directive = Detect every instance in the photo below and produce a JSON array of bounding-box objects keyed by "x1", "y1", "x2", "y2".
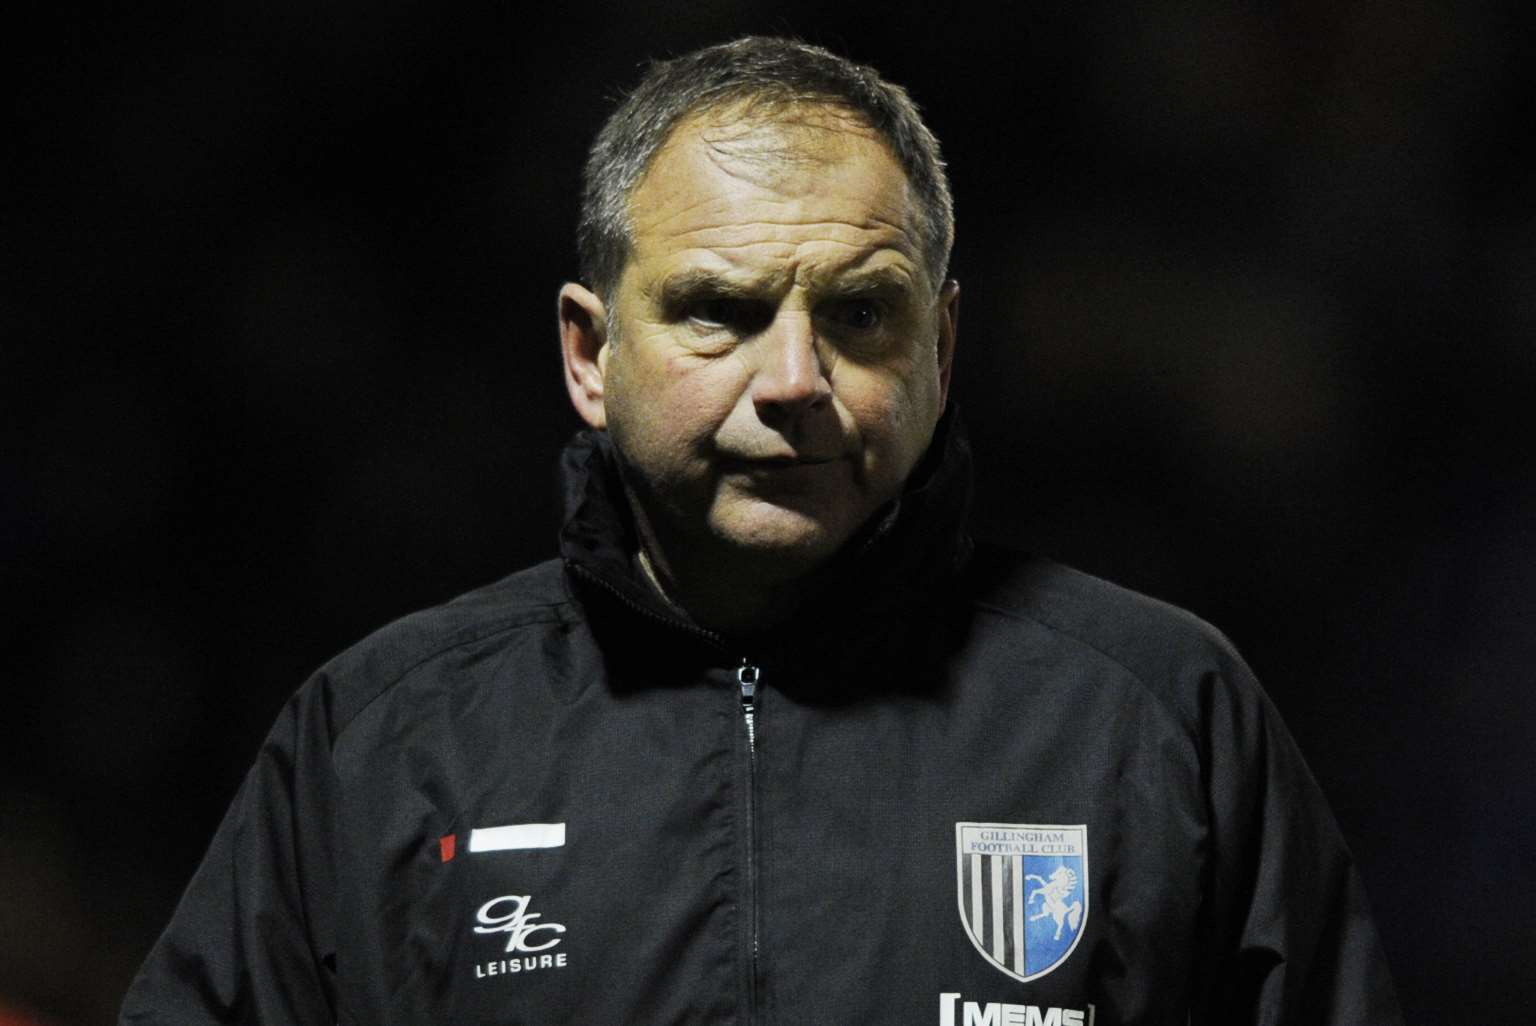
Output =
[{"x1": 121, "y1": 417, "x2": 1403, "y2": 1025}]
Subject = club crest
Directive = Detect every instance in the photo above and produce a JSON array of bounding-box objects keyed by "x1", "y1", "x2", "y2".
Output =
[{"x1": 955, "y1": 822, "x2": 1088, "y2": 982}]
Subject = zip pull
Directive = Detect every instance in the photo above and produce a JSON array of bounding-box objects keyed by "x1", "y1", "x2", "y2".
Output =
[
  {"x1": 737, "y1": 659, "x2": 760, "y2": 755},
  {"x1": 737, "y1": 659, "x2": 759, "y2": 706}
]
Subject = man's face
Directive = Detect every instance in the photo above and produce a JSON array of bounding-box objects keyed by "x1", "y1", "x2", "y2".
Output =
[{"x1": 575, "y1": 104, "x2": 958, "y2": 578}]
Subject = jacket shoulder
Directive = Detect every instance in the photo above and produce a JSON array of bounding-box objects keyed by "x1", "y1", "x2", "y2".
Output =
[
  {"x1": 965, "y1": 543, "x2": 1254, "y2": 723},
  {"x1": 308, "y1": 558, "x2": 575, "y2": 738}
]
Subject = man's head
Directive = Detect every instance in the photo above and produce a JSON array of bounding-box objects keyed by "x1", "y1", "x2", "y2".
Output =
[
  {"x1": 559, "y1": 38, "x2": 960, "y2": 622},
  {"x1": 576, "y1": 37, "x2": 955, "y2": 303}
]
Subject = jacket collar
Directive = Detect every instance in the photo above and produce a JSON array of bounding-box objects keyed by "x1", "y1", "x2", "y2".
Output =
[{"x1": 559, "y1": 405, "x2": 975, "y2": 672}]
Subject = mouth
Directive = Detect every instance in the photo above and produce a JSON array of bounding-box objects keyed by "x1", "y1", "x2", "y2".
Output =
[
  {"x1": 757, "y1": 455, "x2": 836, "y2": 466},
  {"x1": 724, "y1": 454, "x2": 839, "y2": 470}
]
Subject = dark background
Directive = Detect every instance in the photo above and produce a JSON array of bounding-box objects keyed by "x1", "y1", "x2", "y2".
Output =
[{"x1": 6, "y1": 3, "x2": 1533, "y2": 1023}]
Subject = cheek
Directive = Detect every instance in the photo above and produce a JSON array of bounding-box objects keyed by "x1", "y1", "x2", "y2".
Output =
[
  {"x1": 610, "y1": 352, "x2": 739, "y2": 457},
  {"x1": 842, "y1": 368, "x2": 930, "y2": 439},
  {"x1": 840, "y1": 367, "x2": 941, "y2": 479},
  {"x1": 664, "y1": 353, "x2": 749, "y2": 423}
]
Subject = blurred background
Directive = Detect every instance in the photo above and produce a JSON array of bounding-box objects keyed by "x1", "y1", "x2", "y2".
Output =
[{"x1": 5, "y1": 2, "x2": 1533, "y2": 1022}]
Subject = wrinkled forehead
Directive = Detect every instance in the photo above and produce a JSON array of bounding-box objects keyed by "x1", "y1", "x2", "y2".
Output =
[
  {"x1": 633, "y1": 99, "x2": 909, "y2": 217},
  {"x1": 626, "y1": 103, "x2": 918, "y2": 249},
  {"x1": 679, "y1": 100, "x2": 880, "y2": 168}
]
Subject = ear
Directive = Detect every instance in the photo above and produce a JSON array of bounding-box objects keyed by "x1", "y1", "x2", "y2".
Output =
[
  {"x1": 559, "y1": 282, "x2": 610, "y2": 430},
  {"x1": 935, "y1": 279, "x2": 960, "y2": 407}
]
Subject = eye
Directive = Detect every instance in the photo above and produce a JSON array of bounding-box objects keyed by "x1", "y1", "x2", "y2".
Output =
[
  {"x1": 688, "y1": 298, "x2": 742, "y2": 328},
  {"x1": 825, "y1": 298, "x2": 883, "y2": 331},
  {"x1": 685, "y1": 297, "x2": 772, "y2": 334}
]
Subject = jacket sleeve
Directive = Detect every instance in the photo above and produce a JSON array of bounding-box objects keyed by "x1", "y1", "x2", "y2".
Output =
[
  {"x1": 120, "y1": 682, "x2": 340, "y2": 1025},
  {"x1": 1188, "y1": 651, "x2": 1403, "y2": 1025}
]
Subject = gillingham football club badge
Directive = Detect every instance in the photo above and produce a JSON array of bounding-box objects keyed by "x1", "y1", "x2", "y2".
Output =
[{"x1": 955, "y1": 823, "x2": 1088, "y2": 982}]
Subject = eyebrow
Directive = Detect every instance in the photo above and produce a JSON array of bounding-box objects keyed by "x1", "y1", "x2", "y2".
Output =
[
  {"x1": 654, "y1": 264, "x2": 916, "y2": 310},
  {"x1": 827, "y1": 265, "x2": 916, "y2": 298},
  {"x1": 654, "y1": 269, "x2": 766, "y2": 311}
]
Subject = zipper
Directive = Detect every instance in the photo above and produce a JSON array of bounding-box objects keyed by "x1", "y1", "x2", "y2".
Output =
[
  {"x1": 738, "y1": 659, "x2": 759, "y2": 756},
  {"x1": 569, "y1": 562, "x2": 765, "y2": 1018},
  {"x1": 737, "y1": 657, "x2": 762, "y2": 1022}
]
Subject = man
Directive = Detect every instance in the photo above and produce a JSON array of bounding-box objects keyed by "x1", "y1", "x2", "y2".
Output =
[{"x1": 122, "y1": 38, "x2": 1403, "y2": 1025}]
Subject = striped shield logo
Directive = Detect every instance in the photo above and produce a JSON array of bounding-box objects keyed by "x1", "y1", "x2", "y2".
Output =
[{"x1": 955, "y1": 822, "x2": 1088, "y2": 982}]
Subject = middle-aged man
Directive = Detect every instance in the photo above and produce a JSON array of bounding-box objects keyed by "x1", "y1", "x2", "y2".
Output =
[{"x1": 121, "y1": 37, "x2": 1403, "y2": 1025}]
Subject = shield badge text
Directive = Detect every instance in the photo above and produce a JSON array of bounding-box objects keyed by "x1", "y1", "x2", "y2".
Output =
[{"x1": 955, "y1": 822, "x2": 1088, "y2": 982}]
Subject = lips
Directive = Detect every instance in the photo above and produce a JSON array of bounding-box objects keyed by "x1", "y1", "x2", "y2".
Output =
[
  {"x1": 751, "y1": 456, "x2": 836, "y2": 466},
  {"x1": 720, "y1": 454, "x2": 839, "y2": 470}
]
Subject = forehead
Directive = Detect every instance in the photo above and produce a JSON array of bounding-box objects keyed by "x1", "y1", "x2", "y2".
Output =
[{"x1": 622, "y1": 103, "x2": 922, "y2": 288}]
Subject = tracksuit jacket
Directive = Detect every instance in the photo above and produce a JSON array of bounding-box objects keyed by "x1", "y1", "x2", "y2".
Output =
[{"x1": 120, "y1": 412, "x2": 1404, "y2": 1025}]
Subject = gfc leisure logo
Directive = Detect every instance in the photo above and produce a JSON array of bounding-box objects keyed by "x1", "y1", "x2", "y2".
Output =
[
  {"x1": 955, "y1": 823, "x2": 1088, "y2": 982},
  {"x1": 472, "y1": 894, "x2": 569, "y2": 979}
]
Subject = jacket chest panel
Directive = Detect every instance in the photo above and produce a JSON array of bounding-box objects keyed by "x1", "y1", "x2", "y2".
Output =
[
  {"x1": 743, "y1": 663, "x2": 1204, "y2": 1024},
  {"x1": 330, "y1": 674, "x2": 749, "y2": 1024}
]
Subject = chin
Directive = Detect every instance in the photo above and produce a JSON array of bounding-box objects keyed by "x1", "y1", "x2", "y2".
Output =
[{"x1": 708, "y1": 504, "x2": 854, "y2": 570}]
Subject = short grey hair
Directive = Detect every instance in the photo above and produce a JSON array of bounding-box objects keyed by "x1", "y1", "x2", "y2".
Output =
[{"x1": 577, "y1": 36, "x2": 955, "y2": 302}]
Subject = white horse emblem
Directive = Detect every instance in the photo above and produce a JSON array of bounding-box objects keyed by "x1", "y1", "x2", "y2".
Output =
[
  {"x1": 1027, "y1": 865, "x2": 1083, "y2": 940},
  {"x1": 955, "y1": 822, "x2": 1089, "y2": 982}
]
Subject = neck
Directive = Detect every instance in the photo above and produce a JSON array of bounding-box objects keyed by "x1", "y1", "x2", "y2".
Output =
[{"x1": 634, "y1": 530, "x2": 813, "y2": 638}]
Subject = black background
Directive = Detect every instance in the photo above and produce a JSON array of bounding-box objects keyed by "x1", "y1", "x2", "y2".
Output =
[{"x1": 6, "y1": 3, "x2": 1534, "y2": 1022}]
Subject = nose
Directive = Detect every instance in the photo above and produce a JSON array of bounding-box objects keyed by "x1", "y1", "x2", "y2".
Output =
[{"x1": 750, "y1": 311, "x2": 831, "y2": 424}]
